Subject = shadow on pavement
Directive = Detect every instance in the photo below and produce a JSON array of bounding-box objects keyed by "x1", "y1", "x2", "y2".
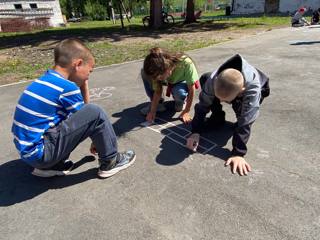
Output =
[
  {"x1": 290, "y1": 40, "x2": 320, "y2": 45},
  {"x1": 202, "y1": 121, "x2": 234, "y2": 160},
  {"x1": 0, "y1": 156, "x2": 96, "y2": 206},
  {"x1": 112, "y1": 103, "x2": 146, "y2": 138},
  {"x1": 155, "y1": 120, "x2": 234, "y2": 166},
  {"x1": 112, "y1": 101, "x2": 176, "y2": 138},
  {"x1": 112, "y1": 102, "x2": 234, "y2": 166}
]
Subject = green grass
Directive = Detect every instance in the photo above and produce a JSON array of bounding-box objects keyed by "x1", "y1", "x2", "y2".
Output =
[
  {"x1": 0, "y1": 12, "x2": 290, "y2": 37},
  {"x1": 88, "y1": 38, "x2": 223, "y2": 67},
  {"x1": 0, "y1": 12, "x2": 290, "y2": 84}
]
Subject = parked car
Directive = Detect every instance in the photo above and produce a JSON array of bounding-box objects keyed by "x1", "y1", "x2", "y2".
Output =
[{"x1": 67, "y1": 17, "x2": 81, "y2": 23}]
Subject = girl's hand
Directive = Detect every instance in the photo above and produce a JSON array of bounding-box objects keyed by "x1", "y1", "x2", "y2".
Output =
[
  {"x1": 179, "y1": 111, "x2": 192, "y2": 124},
  {"x1": 146, "y1": 111, "x2": 156, "y2": 123}
]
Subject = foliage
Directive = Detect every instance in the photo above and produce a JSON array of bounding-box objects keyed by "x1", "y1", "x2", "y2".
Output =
[
  {"x1": 84, "y1": 0, "x2": 107, "y2": 20},
  {"x1": 59, "y1": 0, "x2": 235, "y2": 18}
]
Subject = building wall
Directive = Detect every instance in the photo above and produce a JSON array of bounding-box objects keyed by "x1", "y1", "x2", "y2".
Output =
[
  {"x1": 232, "y1": 0, "x2": 320, "y2": 14},
  {"x1": 0, "y1": 0, "x2": 63, "y2": 27},
  {"x1": 49, "y1": 0, "x2": 63, "y2": 26},
  {"x1": 232, "y1": 0, "x2": 265, "y2": 14},
  {"x1": 279, "y1": 0, "x2": 320, "y2": 12}
]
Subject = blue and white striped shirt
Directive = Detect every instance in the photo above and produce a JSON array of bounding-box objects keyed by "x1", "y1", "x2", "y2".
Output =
[{"x1": 11, "y1": 69, "x2": 84, "y2": 164}]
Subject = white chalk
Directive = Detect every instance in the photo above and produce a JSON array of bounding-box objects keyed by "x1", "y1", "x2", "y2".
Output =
[{"x1": 140, "y1": 121, "x2": 154, "y2": 127}]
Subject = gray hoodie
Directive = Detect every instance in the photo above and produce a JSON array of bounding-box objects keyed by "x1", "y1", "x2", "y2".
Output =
[{"x1": 192, "y1": 54, "x2": 269, "y2": 156}]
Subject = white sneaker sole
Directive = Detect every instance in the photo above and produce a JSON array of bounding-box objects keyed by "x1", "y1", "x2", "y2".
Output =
[
  {"x1": 98, "y1": 155, "x2": 136, "y2": 178},
  {"x1": 31, "y1": 168, "x2": 72, "y2": 178}
]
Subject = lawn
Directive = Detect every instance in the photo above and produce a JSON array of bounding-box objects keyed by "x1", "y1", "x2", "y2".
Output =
[{"x1": 0, "y1": 11, "x2": 291, "y2": 85}]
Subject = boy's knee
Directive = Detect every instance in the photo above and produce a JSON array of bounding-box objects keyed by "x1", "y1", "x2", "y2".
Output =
[{"x1": 83, "y1": 104, "x2": 108, "y2": 120}]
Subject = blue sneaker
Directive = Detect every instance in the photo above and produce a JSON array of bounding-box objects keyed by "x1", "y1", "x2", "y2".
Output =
[
  {"x1": 98, "y1": 150, "x2": 136, "y2": 178},
  {"x1": 32, "y1": 160, "x2": 74, "y2": 177}
]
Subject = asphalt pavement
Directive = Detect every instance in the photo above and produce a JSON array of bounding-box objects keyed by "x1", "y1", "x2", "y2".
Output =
[{"x1": 0, "y1": 26, "x2": 319, "y2": 240}]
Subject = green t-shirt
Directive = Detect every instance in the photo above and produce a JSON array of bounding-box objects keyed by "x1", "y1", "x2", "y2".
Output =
[{"x1": 152, "y1": 56, "x2": 199, "y2": 91}]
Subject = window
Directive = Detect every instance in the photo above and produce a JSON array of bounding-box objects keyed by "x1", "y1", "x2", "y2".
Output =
[
  {"x1": 14, "y1": 4, "x2": 23, "y2": 10},
  {"x1": 30, "y1": 3, "x2": 38, "y2": 9}
]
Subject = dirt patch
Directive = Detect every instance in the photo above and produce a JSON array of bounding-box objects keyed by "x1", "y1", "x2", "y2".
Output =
[
  {"x1": 111, "y1": 26, "x2": 273, "y2": 46},
  {"x1": 0, "y1": 54, "x2": 8, "y2": 63},
  {"x1": 0, "y1": 73, "x2": 25, "y2": 86}
]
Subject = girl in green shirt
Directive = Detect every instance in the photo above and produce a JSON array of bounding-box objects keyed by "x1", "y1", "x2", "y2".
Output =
[{"x1": 141, "y1": 47, "x2": 199, "y2": 124}]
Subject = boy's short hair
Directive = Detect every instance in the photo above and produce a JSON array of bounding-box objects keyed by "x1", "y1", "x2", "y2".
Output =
[
  {"x1": 214, "y1": 68, "x2": 244, "y2": 98},
  {"x1": 54, "y1": 39, "x2": 93, "y2": 67}
]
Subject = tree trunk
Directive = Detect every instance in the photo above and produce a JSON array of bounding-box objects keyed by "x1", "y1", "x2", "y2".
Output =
[
  {"x1": 185, "y1": 0, "x2": 196, "y2": 24},
  {"x1": 150, "y1": 0, "x2": 162, "y2": 28},
  {"x1": 118, "y1": 1, "x2": 124, "y2": 28}
]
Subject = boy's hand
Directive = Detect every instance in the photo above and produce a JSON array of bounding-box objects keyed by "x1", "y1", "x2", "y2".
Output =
[
  {"x1": 225, "y1": 156, "x2": 252, "y2": 176},
  {"x1": 186, "y1": 133, "x2": 200, "y2": 152},
  {"x1": 146, "y1": 111, "x2": 156, "y2": 123},
  {"x1": 90, "y1": 143, "x2": 97, "y2": 155},
  {"x1": 179, "y1": 110, "x2": 192, "y2": 124}
]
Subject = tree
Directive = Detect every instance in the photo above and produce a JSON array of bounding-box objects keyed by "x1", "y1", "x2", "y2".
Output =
[
  {"x1": 185, "y1": 0, "x2": 196, "y2": 23},
  {"x1": 84, "y1": 0, "x2": 107, "y2": 20},
  {"x1": 163, "y1": 0, "x2": 174, "y2": 12},
  {"x1": 60, "y1": 0, "x2": 72, "y2": 19},
  {"x1": 59, "y1": 0, "x2": 86, "y2": 18},
  {"x1": 150, "y1": 0, "x2": 163, "y2": 28}
]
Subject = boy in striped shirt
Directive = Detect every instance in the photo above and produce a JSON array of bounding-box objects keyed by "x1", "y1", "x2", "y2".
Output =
[{"x1": 11, "y1": 39, "x2": 135, "y2": 178}]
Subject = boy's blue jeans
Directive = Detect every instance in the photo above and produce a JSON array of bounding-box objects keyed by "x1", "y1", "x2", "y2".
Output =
[
  {"x1": 32, "y1": 104, "x2": 118, "y2": 169},
  {"x1": 141, "y1": 69, "x2": 188, "y2": 102}
]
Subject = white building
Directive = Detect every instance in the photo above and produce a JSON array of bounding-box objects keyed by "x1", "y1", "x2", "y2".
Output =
[
  {"x1": 0, "y1": 0, "x2": 64, "y2": 28},
  {"x1": 231, "y1": 0, "x2": 320, "y2": 14}
]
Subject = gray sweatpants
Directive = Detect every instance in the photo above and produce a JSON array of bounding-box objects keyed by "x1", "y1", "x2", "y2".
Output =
[{"x1": 32, "y1": 104, "x2": 118, "y2": 169}]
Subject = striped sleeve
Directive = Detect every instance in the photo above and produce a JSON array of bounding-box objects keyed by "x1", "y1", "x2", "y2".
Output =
[{"x1": 59, "y1": 86, "x2": 84, "y2": 114}]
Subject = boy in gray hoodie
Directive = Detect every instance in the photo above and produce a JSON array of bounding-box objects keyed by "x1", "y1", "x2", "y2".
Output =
[{"x1": 186, "y1": 54, "x2": 270, "y2": 175}]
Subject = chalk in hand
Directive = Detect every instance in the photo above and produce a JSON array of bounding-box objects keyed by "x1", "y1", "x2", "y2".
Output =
[{"x1": 141, "y1": 121, "x2": 154, "y2": 127}]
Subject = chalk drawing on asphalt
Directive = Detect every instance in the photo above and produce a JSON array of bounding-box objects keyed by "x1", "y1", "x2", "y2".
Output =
[
  {"x1": 90, "y1": 87, "x2": 115, "y2": 101},
  {"x1": 145, "y1": 117, "x2": 218, "y2": 155}
]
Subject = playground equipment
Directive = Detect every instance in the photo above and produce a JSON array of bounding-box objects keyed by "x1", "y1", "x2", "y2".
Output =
[{"x1": 109, "y1": 0, "x2": 130, "y2": 28}]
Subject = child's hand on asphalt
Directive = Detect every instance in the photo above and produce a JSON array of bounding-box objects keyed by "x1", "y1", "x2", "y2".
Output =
[
  {"x1": 90, "y1": 142, "x2": 97, "y2": 155},
  {"x1": 179, "y1": 111, "x2": 192, "y2": 124},
  {"x1": 225, "y1": 156, "x2": 252, "y2": 176},
  {"x1": 146, "y1": 111, "x2": 156, "y2": 123},
  {"x1": 186, "y1": 133, "x2": 200, "y2": 152}
]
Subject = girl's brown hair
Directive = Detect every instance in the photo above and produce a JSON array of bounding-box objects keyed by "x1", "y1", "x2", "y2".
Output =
[{"x1": 143, "y1": 47, "x2": 184, "y2": 79}]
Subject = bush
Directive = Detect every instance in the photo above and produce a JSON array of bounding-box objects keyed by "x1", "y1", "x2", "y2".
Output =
[{"x1": 84, "y1": 1, "x2": 107, "y2": 20}]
